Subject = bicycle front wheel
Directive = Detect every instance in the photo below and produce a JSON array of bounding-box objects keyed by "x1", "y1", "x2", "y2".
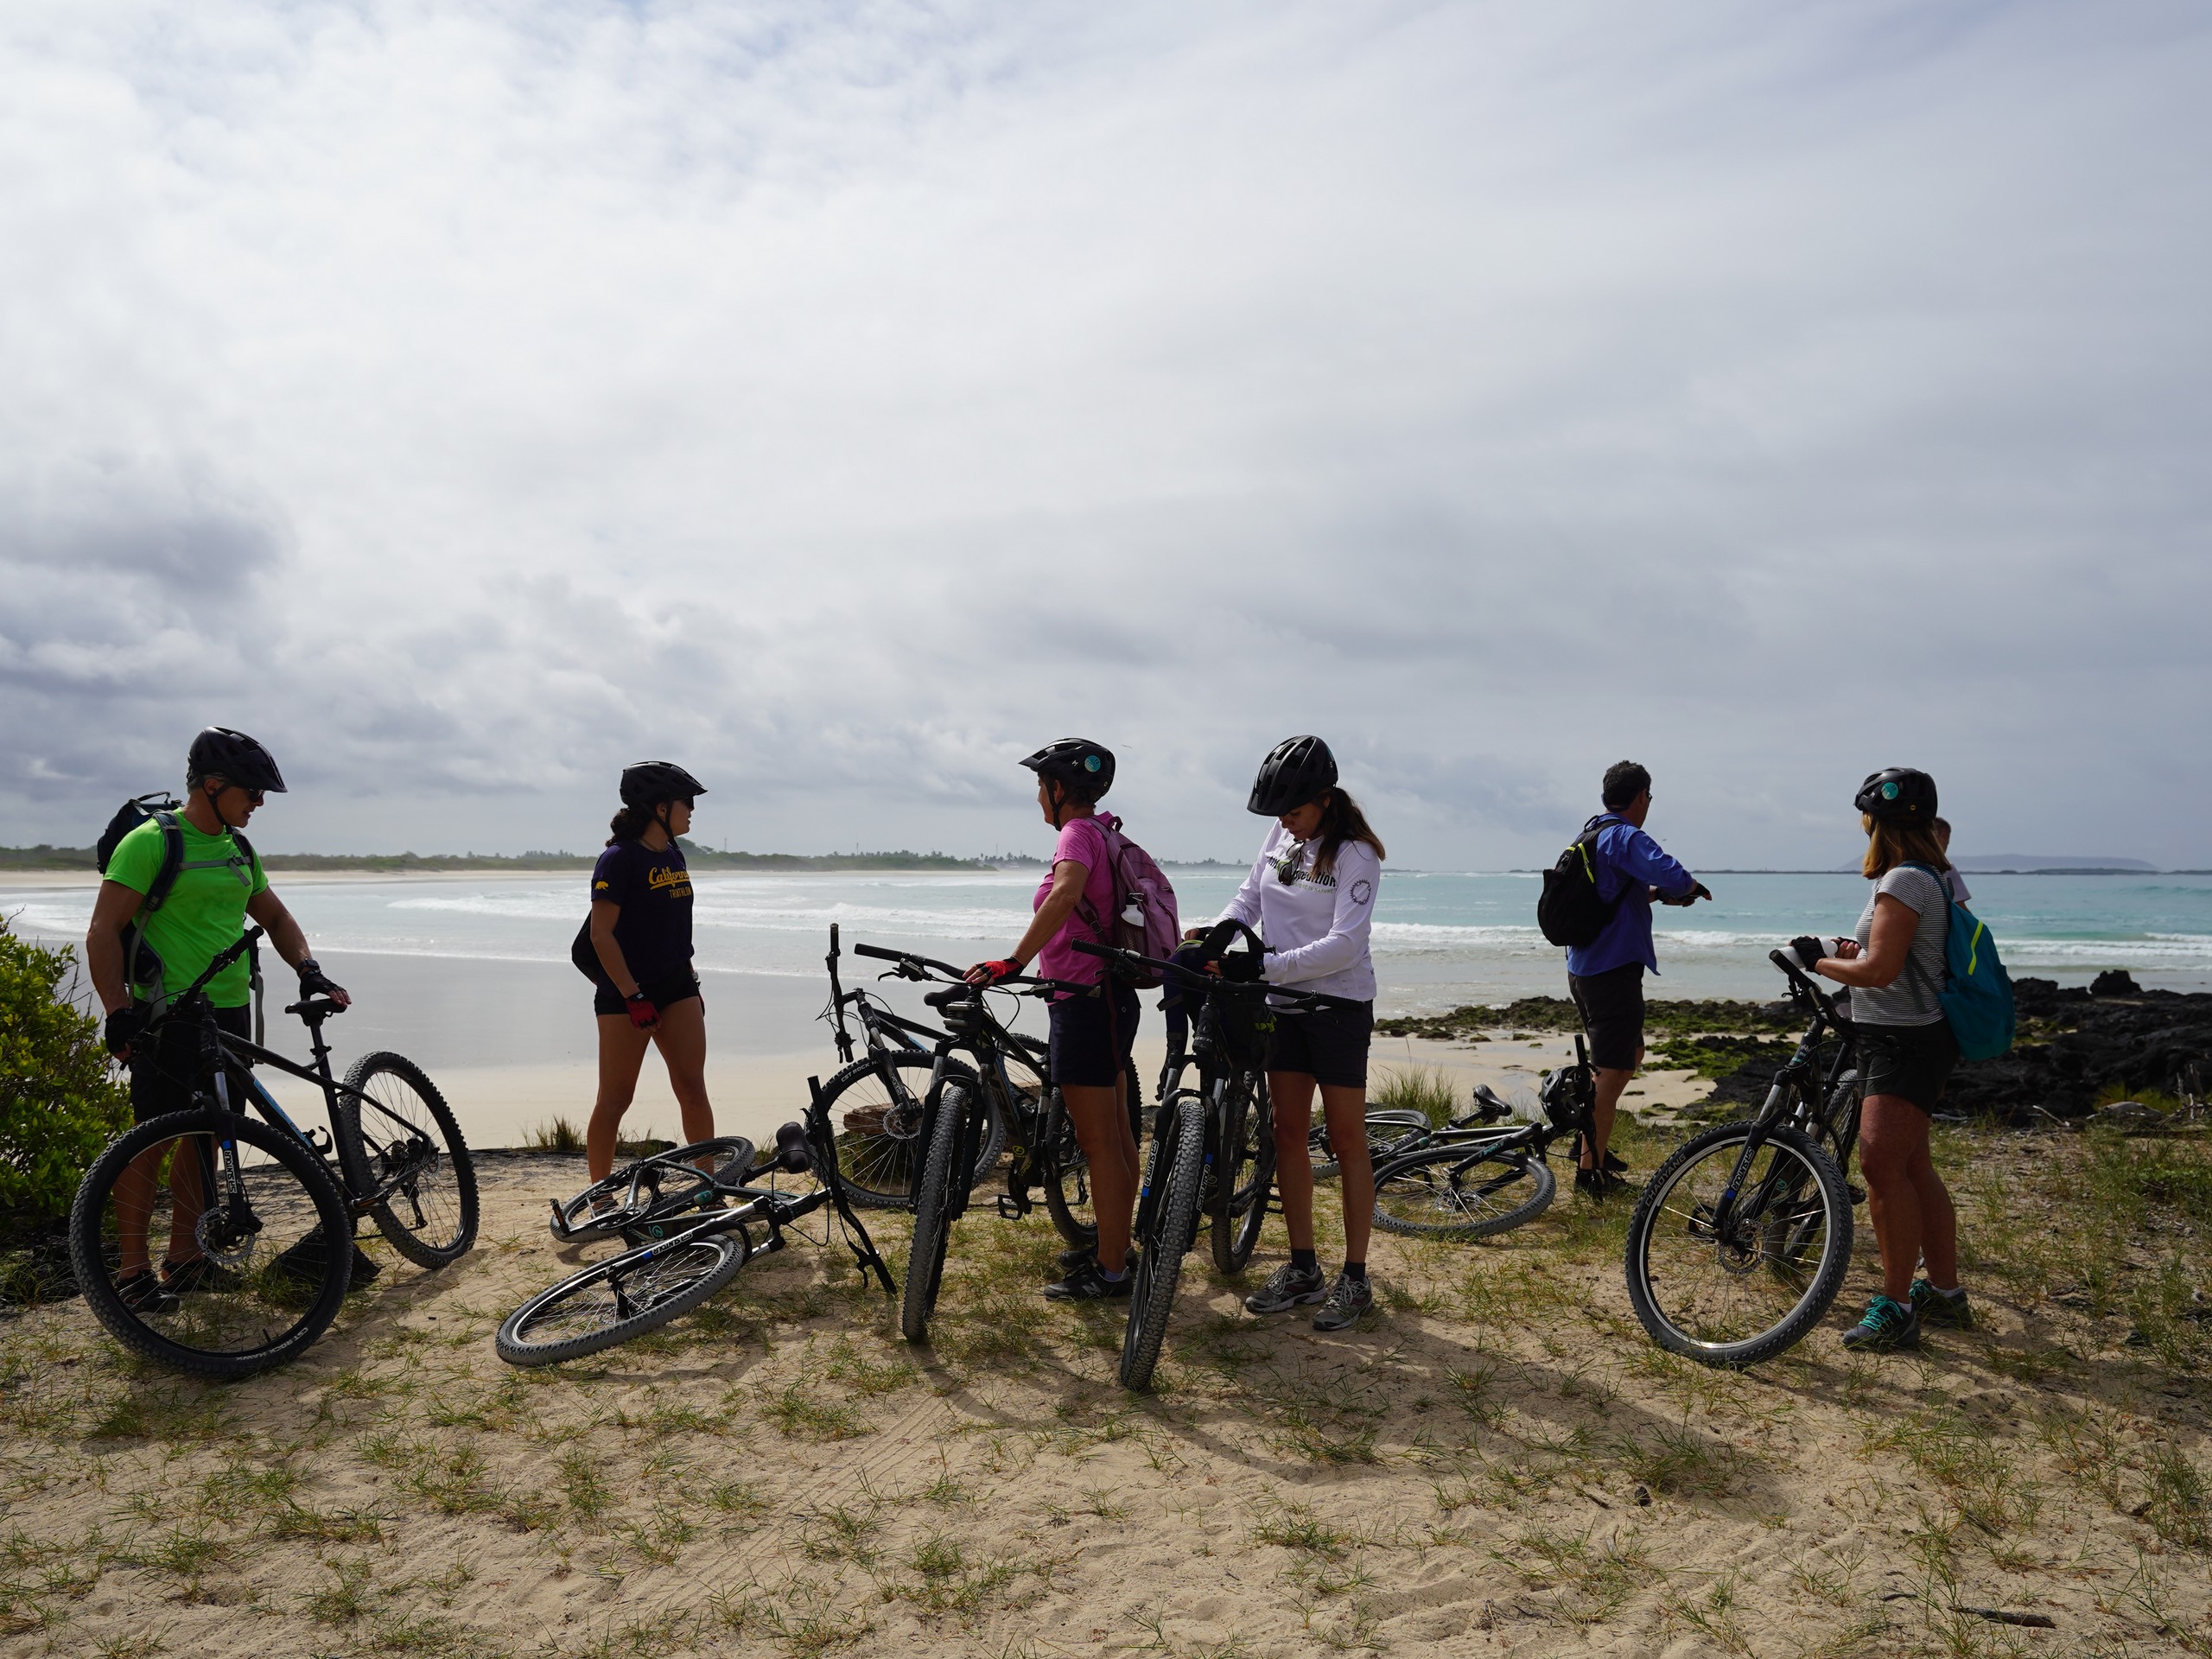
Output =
[
  {"x1": 1312, "y1": 1109, "x2": 1429, "y2": 1180},
  {"x1": 70, "y1": 1109, "x2": 354, "y2": 1379},
  {"x1": 1120, "y1": 1095, "x2": 1205, "y2": 1392},
  {"x1": 496, "y1": 1232, "x2": 749, "y2": 1367},
  {"x1": 1037, "y1": 1087, "x2": 1098, "y2": 1250},
  {"x1": 1373, "y1": 1142, "x2": 1556, "y2": 1239},
  {"x1": 900, "y1": 1088, "x2": 968, "y2": 1344},
  {"x1": 1211, "y1": 1077, "x2": 1273, "y2": 1274},
  {"x1": 827, "y1": 1052, "x2": 996, "y2": 1208},
  {"x1": 335, "y1": 1052, "x2": 479, "y2": 1268},
  {"x1": 1624, "y1": 1120, "x2": 1852, "y2": 1369}
]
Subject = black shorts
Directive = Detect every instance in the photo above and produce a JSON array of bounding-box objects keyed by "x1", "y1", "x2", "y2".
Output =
[
  {"x1": 1858, "y1": 1020, "x2": 1959, "y2": 1114},
  {"x1": 129, "y1": 1001, "x2": 252, "y2": 1123},
  {"x1": 1047, "y1": 982, "x2": 1141, "y2": 1089},
  {"x1": 1568, "y1": 963, "x2": 1644, "y2": 1071},
  {"x1": 594, "y1": 969, "x2": 702, "y2": 1019},
  {"x1": 1264, "y1": 1000, "x2": 1375, "y2": 1090}
]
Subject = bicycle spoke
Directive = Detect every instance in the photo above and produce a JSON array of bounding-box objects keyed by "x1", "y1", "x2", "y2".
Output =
[{"x1": 1637, "y1": 1135, "x2": 1837, "y2": 1351}]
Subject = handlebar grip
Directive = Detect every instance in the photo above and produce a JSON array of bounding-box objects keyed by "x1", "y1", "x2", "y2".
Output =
[
  {"x1": 851, "y1": 943, "x2": 907, "y2": 962},
  {"x1": 1070, "y1": 941, "x2": 1113, "y2": 960}
]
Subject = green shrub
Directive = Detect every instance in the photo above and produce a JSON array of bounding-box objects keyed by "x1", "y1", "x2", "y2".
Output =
[
  {"x1": 0, "y1": 917, "x2": 130, "y2": 1232},
  {"x1": 1371, "y1": 1066, "x2": 1461, "y2": 1128}
]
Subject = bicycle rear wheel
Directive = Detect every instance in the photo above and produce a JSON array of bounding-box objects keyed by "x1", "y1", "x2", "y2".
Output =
[
  {"x1": 548, "y1": 1138, "x2": 758, "y2": 1243},
  {"x1": 1120, "y1": 1096, "x2": 1205, "y2": 1391},
  {"x1": 1373, "y1": 1142, "x2": 1555, "y2": 1239},
  {"x1": 497, "y1": 1231, "x2": 750, "y2": 1367},
  {"x1": 1211, "y1": 1077, "x2": 1273, "y2": 1274},
  {"x1": 1624, "y1": 1120, "x2": 1851, "y2": 1369},
  {"x1": 70, "y1": 1109, "x2": 353, "y2": 1379},
  {"x1": 827, "y1": 1052, "x2": 997, "y2": 1207},
  {"x1": 1312, "y1": 1109, "x2": 1429, "y2": 1180},
  {"x1": 1037, "y1": 1086, "x2": 1098, "y2": 1249},
  {"x1": 335, "y1": 1052, "x2": 478, "y2": 1268},
  {"x1": 899, "y1": 1087, "x2": 968, "y2": 1344}
]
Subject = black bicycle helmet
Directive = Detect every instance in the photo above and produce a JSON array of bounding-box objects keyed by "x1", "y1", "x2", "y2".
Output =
[
  {"x1": 1020, "y1": 738, "x2": 1115, "y2": 797},
  {"x1": 1248, "y1": 734, "x2": 1338, "y2": 817},
  {"x1": 620, "y1": 761, "x2": 707, "y2": 808},
  {"x1": 1853, "y1": 766, "x2": 1937, "y2": 824},
  {"x1": 187, "y1": 727, "x2": 287, "y2": 793}
]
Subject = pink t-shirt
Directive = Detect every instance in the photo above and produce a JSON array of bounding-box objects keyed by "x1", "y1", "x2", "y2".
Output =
[{"x1": 1032, "y1": 814, "x2": 1116, "y2": 986}]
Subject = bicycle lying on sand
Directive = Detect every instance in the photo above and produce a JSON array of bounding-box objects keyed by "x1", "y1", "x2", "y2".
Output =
[
  {"x1": 499, "y1": 1083, "x2": 895, "y2": 1365},
  {"x1": 70, "y1": 926, "x2": 477, "y2": 1378},
  {"x1": 814, "y1": 925, "x2": 1006, "y2": 1206},
  {"x1": 1073, "y1": 930, "x2": 1351, "y2": 1391},
  {"x1": 841, "y1": 943, "x2": 1104, "y2": 1344},
  {"x1": 1622, "y1": 948, "x2": 1863, "y2": 1369}
]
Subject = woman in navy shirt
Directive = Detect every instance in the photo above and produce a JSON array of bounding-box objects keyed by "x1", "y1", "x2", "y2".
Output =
[{"x1": 582, "y1": 762, "x2": 714, "y2": 1180}]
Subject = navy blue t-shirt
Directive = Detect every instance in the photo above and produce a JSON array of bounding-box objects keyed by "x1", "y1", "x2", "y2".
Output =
[{"x1": 588, "y1": 839, "x2": 695, "y2": 984}]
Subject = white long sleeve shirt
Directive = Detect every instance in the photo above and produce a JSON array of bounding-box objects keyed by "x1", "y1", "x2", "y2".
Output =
[{"x1": 1217, "y1": 822, "x2": 1380, "y2": 1001}]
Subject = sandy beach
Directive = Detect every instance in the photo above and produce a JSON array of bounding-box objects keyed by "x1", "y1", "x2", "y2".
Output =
[{"x1": 4, "y1": 1116, "x2": 2208, "y2": 1658}]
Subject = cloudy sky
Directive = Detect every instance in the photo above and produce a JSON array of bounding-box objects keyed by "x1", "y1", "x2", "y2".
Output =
[{"x1": 3, "y1": 1, "x2": 2208, "y2": 870}]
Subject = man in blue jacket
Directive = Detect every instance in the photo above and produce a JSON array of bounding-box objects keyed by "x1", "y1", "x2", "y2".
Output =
[{"x1": 1565, "y1": 761, "x2": 1711, "y2": 1197}]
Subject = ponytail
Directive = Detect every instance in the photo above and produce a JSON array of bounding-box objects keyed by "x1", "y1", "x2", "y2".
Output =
[
  {"x1": 607, "y1": 804, "x2": 656, "y2": 846},
  {"x1": 1313, "y1": 789, "x2": 1385, "y2": 881}
]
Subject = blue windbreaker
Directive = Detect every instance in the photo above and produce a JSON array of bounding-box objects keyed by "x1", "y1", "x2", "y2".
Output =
[{"x1": 1563, "y1": 815, "x2": 1699, "y2": 978}]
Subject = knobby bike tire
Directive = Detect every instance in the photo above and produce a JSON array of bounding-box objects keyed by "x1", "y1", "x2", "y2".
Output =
[
  {"x1": 335, "y1": 1052, "x2": 479, "y2": 1269},
  {"x1": 70, "y1": 1109, "x2": 354, "y2": 1379},
  {"x1": 1211, "y1": 1078, "x2": 1271, "y2": 1274},
  {"x1": 900, "y1": 1087, "x2": 968, "y2": 1344},
  {"x1": 1037, "y1": 1087, "x2": 1099, "y2": 1250},
  {"x1": 825, "y1": 1052, "x2": 997, "y2": 1208},
  {"x1": 1120, "y1": 1096, "x2": 1206, "y2": 1392},
  {"x1": 496, "y1": 1232, "x2": 749, "y2": 1367},
  {"x1": 1372, "y1": 1142, "x2": 1557, "y2": 1239},
  {"x1": 1624, "y1": 1119, "x2": 1852, "y2": 1370},
  {"x1": 547, "y1": 1137, "x2": 758, "y2": 1244},
  {"x1": 1311, "y1": 1109, "x2": 1430, "y2": 1180}
]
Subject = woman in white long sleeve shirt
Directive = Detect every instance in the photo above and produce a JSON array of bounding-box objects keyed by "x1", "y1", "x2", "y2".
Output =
[{"x1": 1211, "y1": 735, "x2": 1386, "y2": 1332}]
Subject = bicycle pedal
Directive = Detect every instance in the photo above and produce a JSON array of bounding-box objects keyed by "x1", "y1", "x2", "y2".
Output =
[{"x1": 995, "y1": 1195, "x2": 1028, "y2": 1220}]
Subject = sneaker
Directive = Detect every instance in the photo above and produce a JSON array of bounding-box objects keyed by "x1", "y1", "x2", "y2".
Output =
[
  {"x1": 1059, "y1": 1245, "x2": 1135, "y2": 1274},
  {"x1": 1243, "y1": 1261, "x2": 1326, "y2": 1315},
  {"x1": 1910, "y1": 1279, "x2": 1974, "y2": 1330},
  {"x1": 273, "y1": 1231, "x2": 378, "y2": 1292},
  {"x1": 161, "y1": 1255, "x2": 244, "y2": 1295},
  {"x1": 1841, "y1": 1294, "x2": 1921, "y2": 1352},
  {"x1": 1574, "y1": 1166, "x2": 1628, "y2": 1200},
  {"x1": 113, "y1": 1267, "x2": 177, "y2": 1316},
  {"x1": 1042, "y1": 1258, "x2": 1134, "y2": 1301},
  {"x1": 348, "y1": 1246, "x2": 381, "y2": 1291},
  {"x1": 1312, "y1": 1271, "x2": 1374, "y2": 1332}
]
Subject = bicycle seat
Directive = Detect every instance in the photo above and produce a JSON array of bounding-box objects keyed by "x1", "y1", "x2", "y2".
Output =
[
  {"x1": 772, "y1": 1121, "x2": 813, "y2": 1173},
  {"x1": 1470, "y1": 1084, "x2": 1514, "y2": 1123},
  {"x1": 923, "y1": 986, "x2": 976, "y2": 1010}
]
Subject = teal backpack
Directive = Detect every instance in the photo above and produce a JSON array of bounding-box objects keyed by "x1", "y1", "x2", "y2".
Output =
[{"x1": 1901, "y1": 863, "x2": 2015, "y2": 1061}]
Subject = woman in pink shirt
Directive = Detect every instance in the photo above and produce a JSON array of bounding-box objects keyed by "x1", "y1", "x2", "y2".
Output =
[{"x1": 967, "y1": 739, "x2": 1141, "y2": 1300}]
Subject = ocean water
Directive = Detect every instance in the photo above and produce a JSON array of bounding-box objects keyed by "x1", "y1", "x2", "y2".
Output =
[{"x1": 7, "y1": 868, "x2": 2209, "y2": 1071}]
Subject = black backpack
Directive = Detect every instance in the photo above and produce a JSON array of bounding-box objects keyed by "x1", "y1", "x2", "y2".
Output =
[
  {"x1": 1535, "y1": 816, "x2": 1625, "y2": 949},
  {"x1": 96, "y1": 792, "x2": 259, "y2": 1008}
]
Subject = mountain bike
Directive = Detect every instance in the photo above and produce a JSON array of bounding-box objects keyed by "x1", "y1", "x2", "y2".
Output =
[
  {"x1": 1367, "y1": 1049, "x2": 1594, "y2": 1239},
  {"x1": 815, "y1": 925, "x2": 1007, "y2": 1207},
  {"x1": 1622, "y1": 949, "x2": 1861, "y2": 1368},
  {"x1": 843, "y1": 944, "x2": 1104, "y2": 1343},
  {"x1": 499, "y1": 1084, "x2": 895, "y2": 1365},
  {"x1": 1072, "y1": 931, "x2": 1349, "y2": 1392},
  {"x1": 69, "y1": 927, "x2": 477, "y2": 1378}
]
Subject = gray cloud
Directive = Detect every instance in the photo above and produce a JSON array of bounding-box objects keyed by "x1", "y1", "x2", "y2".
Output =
[{"x1": 0, "y1": 1, "x2": 2206, "y2": 868}]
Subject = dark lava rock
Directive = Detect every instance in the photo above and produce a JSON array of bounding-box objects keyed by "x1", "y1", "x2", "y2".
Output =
[
  {"x1": 1697, "y1": 976, "x2": 2212, "y2": 1123},
  {"x1": 2092, "y1": 969, "x2": 2144, "y2": 997}
]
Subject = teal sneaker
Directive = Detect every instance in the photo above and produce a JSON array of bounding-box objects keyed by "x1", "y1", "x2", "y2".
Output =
[
  {"x1": 1841, "y1": 1294, "x2": 1920, "y2": 1353},
  {"x1": 1910, "y1": 1280, "x2": 1974, "y2": 1330}
]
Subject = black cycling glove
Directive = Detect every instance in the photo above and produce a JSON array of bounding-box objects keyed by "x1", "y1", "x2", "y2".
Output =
[
  {"x1": 1219, "y1": 950, "x2": 1268, "y2": 983},
  {"x1": 105, "y1": 1006, "x2": 143, "y2": 1058},
  {"x1": 1789, "y1": 936, "x2": 1827, "y2": 973},
  {"x1": 297, "y1": 957, "x2": 346, "y2": 1000}
]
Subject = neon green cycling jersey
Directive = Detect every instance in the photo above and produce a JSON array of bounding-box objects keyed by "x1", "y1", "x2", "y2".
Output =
[{"x1": 105, "y1": 817, "x2": 269, "y2": 1007}]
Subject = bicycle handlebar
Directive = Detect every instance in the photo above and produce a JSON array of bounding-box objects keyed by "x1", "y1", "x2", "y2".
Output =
[
  {"x1": 1069, "y1": 939, "x2": 1366, "y2": 1013},
  {"x1": 1769, "y1": 947, "x2": 1840, "y2": 1018}
]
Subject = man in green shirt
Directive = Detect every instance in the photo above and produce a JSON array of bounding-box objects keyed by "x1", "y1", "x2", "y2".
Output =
[{"x1": 84, "y1": 728, "x2": 354, "y2": 1305}]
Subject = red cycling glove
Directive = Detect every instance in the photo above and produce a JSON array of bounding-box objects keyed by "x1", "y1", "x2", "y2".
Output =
[
  {"x1": 625, "y1": 992, "x2": 660, "y2": 1030},
  {"x1": 964, "y1": 958, "x2": 1025, "y2": 986}
]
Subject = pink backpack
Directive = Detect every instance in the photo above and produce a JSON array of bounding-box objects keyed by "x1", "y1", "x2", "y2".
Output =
[{"x1": 1076, "y1": 815, "x2": 1182, "y2": 988}]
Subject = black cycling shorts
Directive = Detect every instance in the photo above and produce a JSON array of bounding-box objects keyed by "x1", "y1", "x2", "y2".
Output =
[
  {"x1": 129, "y1": 1001, "x2": 252, "y2": 1123},
  {"x1": 1568, "y1": 963, "x2": 1644, "y2": 1071},
  {"x1": 1264, "y1": 1000, "x2": 1375, "y2": 1090},
  {"x1": 594, "y1": 969, "x2": 703, "y2": 1020},
  {"x1": 1047, "y1": 982, "x2": 1141, "y2": 1089},
  {"x1": 1858, "y1": 1020, "x2": 1959, "y2": 1114}
]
